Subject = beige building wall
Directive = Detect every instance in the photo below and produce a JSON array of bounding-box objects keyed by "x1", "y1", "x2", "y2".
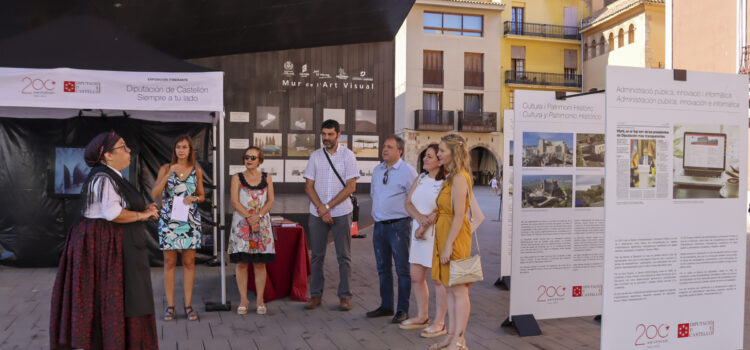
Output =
[
  {"x1": 673, "y1": 0, "x2": 737, "y2": 73},
  {"x1": 396, "y1": 1, "x2": 503, "y2": 131},
  {"x1": 395, "y1": 0, "x2": 504, "y2": 169},
  {"x1": 581, "y1": 1, "x2": 664, "y2": 91}
]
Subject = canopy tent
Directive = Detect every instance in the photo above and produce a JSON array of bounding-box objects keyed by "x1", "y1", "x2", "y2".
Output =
[{"x1": 0, "y1": 14, "x2": 229, "y2": 308}]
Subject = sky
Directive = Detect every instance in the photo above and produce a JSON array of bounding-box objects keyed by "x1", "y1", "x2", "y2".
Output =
[{"x1": 576, "y1": 175, "x2": 604, "y2": 191}]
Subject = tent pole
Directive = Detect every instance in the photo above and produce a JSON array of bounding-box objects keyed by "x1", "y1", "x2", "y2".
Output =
[
  {"x1": 219, "y1": 110, "x2": 227, "y2": 306},
  {"x1": 212, "y1": 120, "x2": 218, "y2": 258}
]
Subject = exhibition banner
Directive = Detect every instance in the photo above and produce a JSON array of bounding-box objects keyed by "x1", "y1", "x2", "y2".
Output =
[
  {"x1": 0, "y1": 67, "x2": 224, "y2": 112},
  {"x1": 510, "y1": 90, "x2": 605, "y2": 320},
  {"x1": 500, "y1": 109, "x2": 514, "y2": 280},
  {"x1": 601, "y1": 66, "x2": 747, "y2": 349}
]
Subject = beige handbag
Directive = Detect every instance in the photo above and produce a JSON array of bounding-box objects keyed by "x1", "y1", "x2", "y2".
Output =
[{"x1": 448, "y1": 181, "x2": 484, "y2": 286}]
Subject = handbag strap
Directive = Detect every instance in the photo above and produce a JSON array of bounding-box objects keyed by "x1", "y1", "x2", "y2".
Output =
[
  {"x1": 323, "y1": 148, "x2": 355, "y2": 202},
  {"x1": 450, "y1": 173, "x2": 480, "y2": 256}
]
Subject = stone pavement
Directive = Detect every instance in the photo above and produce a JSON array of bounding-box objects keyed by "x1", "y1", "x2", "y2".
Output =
[{"x1": 2, "y1": 186, "x2": 750, "y2": 349}]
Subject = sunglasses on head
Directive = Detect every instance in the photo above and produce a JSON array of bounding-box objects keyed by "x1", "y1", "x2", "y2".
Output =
[{"x1": 243, "y1": 155, "x2": 258, "y2": 161}]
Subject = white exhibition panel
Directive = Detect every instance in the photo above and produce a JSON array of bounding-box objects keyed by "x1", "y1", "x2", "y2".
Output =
[
  {"x1": 500, "y1": 109, "x2": 514, "y2": 279},
  {"x1": 511, "y1": 90, "x2": 605, "y2": 320},
  {"x1": 0, "y1": 67, "x2": 223, "y2": 112},
  {"x1": 601, "y1": 66, "x2": 747, "y2": 349}
]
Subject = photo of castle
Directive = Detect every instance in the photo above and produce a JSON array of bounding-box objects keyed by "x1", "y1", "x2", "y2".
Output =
[
  {"x1": 576, "y1": 133, "x2": 605, "y2": 167},
  {"x1": 575, "y1": 175, "x2": 604, "y2": 207},
  {"x1": 522, "y1": 132, "x2": 573, "y2": 167},
  {"x1": 521, "y1": 174, "x2": 572, "y2": 208}
]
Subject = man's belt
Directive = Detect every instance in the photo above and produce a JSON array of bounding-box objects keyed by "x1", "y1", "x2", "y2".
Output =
[{"x1": 378, "y1": 217, "x2": 409, "y2": 225}]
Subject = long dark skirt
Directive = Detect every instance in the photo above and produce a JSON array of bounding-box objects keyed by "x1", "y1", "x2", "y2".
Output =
[{"x1": 49, "y1": 218, "x2": 158, "y2": 350}]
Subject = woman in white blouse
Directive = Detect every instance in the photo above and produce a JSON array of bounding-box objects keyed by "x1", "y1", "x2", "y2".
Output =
[
  {"x1": 399, "y1": 143, "x2": 448, "y2": 339},
  {"x1": 50, "y1": 131, "x2": 159, "y2": 349}
]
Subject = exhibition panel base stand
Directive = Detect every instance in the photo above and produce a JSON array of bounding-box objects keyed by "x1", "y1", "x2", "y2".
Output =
[
  {"x1": 501, "y1": 314, "x2": 542, "y2": 337},
  {"x1": 494, "y1": 275, "x2": 510, "y2": 290}
]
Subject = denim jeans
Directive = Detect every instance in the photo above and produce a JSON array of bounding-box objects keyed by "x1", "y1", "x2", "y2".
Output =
[{"x1": 373, "y1": 218, "x2": 412, "y2": 312}]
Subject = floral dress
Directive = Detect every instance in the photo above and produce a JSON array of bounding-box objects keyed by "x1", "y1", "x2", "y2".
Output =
[
  {"x1": 228, "y1": 172, "x2": 275, "y2": 263},
  {"x1": 158, "y1": 168, "x2": 201, "y2": 250}
]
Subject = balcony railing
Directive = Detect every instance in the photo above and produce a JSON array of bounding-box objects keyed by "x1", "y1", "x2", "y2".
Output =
[
  {"x1": 458, "y1": 111, "x2": 497, "y2": 132},
  {"x1": 504, "y1": 70, "x2": 582, "y2": 88},
  {"x1": 423, "y1": 69, "x2": 444, "y2": 86},
  {"x1": 415, "y1": 110, "x2": 454, "y2": 131},
  {"x1": 503, "y1": 21, "x2": 580, "y2": 40},
  {"x1": 464, "y1": 71, "x2": 484, "y2": 88}
]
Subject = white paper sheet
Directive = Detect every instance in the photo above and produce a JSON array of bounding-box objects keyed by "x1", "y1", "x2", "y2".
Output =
[{"x1": 170, "y1": 195, "x2": 190, "y2": 222}]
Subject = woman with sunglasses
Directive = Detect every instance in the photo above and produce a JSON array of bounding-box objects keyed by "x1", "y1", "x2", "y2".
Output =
[
  {"x1": 228, "y1": 146, "x2": 276, "y2": 315},
  {"x1": 152, "y1": 135, "x2": 205, "y2": 322}
]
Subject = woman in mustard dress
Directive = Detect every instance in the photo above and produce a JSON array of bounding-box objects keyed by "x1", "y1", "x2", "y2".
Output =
[{"x1": 431, "y1": 133, "x2": 473, "y2": 350}]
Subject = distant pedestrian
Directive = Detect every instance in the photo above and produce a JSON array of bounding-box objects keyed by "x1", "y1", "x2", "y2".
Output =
[{"x1": 490, "y1": 176, "x2": 498, "y2": 195}]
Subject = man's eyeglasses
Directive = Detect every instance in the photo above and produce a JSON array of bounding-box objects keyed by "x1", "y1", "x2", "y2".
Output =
[
  {"x1": 244, "y1": 155, "x2": 259, "y2": 161},
  {"x1": 111, "y1": 145, "x2": 129, "y2": 152},
  {"x1": 383, "y1": 169, "x2": 389, "y2": 185}
]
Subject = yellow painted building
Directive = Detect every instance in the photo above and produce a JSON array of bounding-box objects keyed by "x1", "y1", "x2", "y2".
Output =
[{"x1": 500, "y1": 0, "x2": 589, "y2": 123}]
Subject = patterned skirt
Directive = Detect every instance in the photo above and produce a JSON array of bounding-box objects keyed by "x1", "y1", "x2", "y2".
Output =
[{"x1": 49, "y1": 218, "x2": 158, "y2": 350}]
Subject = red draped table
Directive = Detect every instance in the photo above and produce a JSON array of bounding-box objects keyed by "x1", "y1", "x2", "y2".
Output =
[{"x1": 247, "y1": 224, "x2": 310, "y2": 302}]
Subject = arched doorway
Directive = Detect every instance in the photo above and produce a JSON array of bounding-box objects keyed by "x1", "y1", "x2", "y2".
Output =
[{"x1": 470, "y1": 146, "x2": 499, "y2": 185}]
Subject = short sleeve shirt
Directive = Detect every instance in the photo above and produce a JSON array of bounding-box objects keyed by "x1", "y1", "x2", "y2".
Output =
[
  {"x1": 304, "y1": 146, "x2": 359, "y2": 217},
  {"x1": 370, "y1": 159, "x2": 418, "y2": 222}
]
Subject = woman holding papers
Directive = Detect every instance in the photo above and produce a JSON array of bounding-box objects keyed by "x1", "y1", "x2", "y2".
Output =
[
  {"x1": 50, "y1": 131, "x2": 159, "y2": 349},
  {"x1": 432, "y1": 134, "x2": 474, "y2": 350},
  {"x1": 152, "y1": 135, "x2": 205, "y2": 322},
  {"x1": 228, "y1": 146, "x2": 276, "y2": 315}
]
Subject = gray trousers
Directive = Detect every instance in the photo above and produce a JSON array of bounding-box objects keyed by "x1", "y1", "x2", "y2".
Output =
[{"x1": 308, "y1": 213, "x2": 352, "y2": 298}]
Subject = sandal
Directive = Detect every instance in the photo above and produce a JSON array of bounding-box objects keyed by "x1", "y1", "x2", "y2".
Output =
[
  {"x1": 399, "y1": 317, "x2": 430, "y2": 330},
  {"x1": 421, "y1": 324, "x2": 447, "y2": 338},
  {"x1": 237, "y1": 305, "x2": 248, "y2": 315},
  {"x1": 184, "y1": 305, "x2": 199, "y2": 321},
  {"x1": 256, "y1": 305, "x2": 267, "y2": 315},
  {"x1": 164, "y1": 306, "x2": 175, "y2": 321}
]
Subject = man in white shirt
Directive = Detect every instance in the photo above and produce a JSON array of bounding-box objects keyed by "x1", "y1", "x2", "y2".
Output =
[{"x1": 303, "y1": 119, "x2": 359, "y2": 311}]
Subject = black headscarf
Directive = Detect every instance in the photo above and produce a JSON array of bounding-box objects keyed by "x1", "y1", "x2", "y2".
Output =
[{"x1": 79, "y1": 132, "x2": 145, "y2": 218}]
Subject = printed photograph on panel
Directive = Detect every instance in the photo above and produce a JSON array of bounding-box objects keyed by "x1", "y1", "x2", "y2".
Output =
[
  {"x1": 508, "y1": 140, "x2": 514, "y2": 166},
  {"x1": 253, "y1": 133, "x2": 282, "y2": 157},
  {"x1": 284, "y1": 160, "x2": 308, "y2": 183},
  {"x1": 357, "y1": 160, "x2": 379, "y2": 183},
  {"x1": 290, "y1": 107, "x2": 313, "y2": 131},
  {"x1": 522, "y1": 132, "x2": 573, "y2": 167},
  {"x1": 521, "y1": 174, "x2": 572, "y2": 208},
  {"x1": 672, "y1": 123, "x2": 740, "y2": 199},
  {"x1": 576, "y1": 133, "x2": 605, "y2": 167},
  {"x1": 258, "y1": 159, "x2": 284, "y2": 180},
  {"x1": 575, "y1": 175, "x2": 604, "y2": 207},
  {"x1": 352, "y1": 135, "x2": 379, "y2": 158},
  {"x1": 324, "y1": 108, "x2": 346, "y2": 131},
  {"x1": 256, "y1": 106, "x2": 280, "y2": 130},
  {"x1": 629, "y1": 139, "x2": 656, "y2": 188},
  {"x1": 287, "y1": 133, "x2": 316, "y2": 157},
  {"x1": 355, "y1": 110, "x2": 377, "y2": 133}
]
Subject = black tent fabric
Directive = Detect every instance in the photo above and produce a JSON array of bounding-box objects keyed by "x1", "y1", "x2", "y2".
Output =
[
  {"x1": 0, "y1": 117, "x2": 214, "y2": 267},
  {"x1": 0, "y1": 14, "x2": 221, "y2": 267},
  {"x1": 0, "y1": 14, "x2": 214, "y2": 72}
]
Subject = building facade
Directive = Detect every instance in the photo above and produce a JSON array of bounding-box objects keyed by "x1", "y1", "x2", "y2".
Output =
[
  {"x1": 394, "y1": 0, "x2": 504, "y2": 185},
  {"x1": 501, "y1": 0, "x2": 588, "y2": 113}
]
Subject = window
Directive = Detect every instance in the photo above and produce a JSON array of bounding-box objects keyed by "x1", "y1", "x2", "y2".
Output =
[
  {"x1": 628, "y1": 24, "x2": 635, "y2": 44},
  {"x1": 564, "y1": 49, "x2": 578, "y2": 73},
  {"x1": 512, "y1": 58, "x2": 524, "y2": 72},
  {"x1": 511, "y1": 7, "x2": 524, "y2": 34},
  {"x1": 423, "y1": 92, "x2": 442, "y2": 111},
  {"x1": 609, "y1": 33, "x2": 614, "y2": 52},
  {"x1": 583, "y1": 43, "x2": 588, "y2": 61},
  {"x1": 464, "y1": 53, "x2": 484, "y2": 88},
  {"x1": 618, "y1": 28, "x2": 624, "y2": 48},
  {"x1": 423, "y1": 50, "x2": 444, "y2": 86},
  {"x1": 424, "y1": 12, "x2": 483, "y2": 36},
  {"x1": 464, "y1": 94, "x2": 483, "y2": 113},
  {"x1": 564, "y1": 68, "x2": 577, "y2": 80},
  {"x1": 591, "y1": 39, "x2": 597, "y2": 59},
  {"x1": 599, "y1": 35, "x2": 605, "y2": 55}
]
